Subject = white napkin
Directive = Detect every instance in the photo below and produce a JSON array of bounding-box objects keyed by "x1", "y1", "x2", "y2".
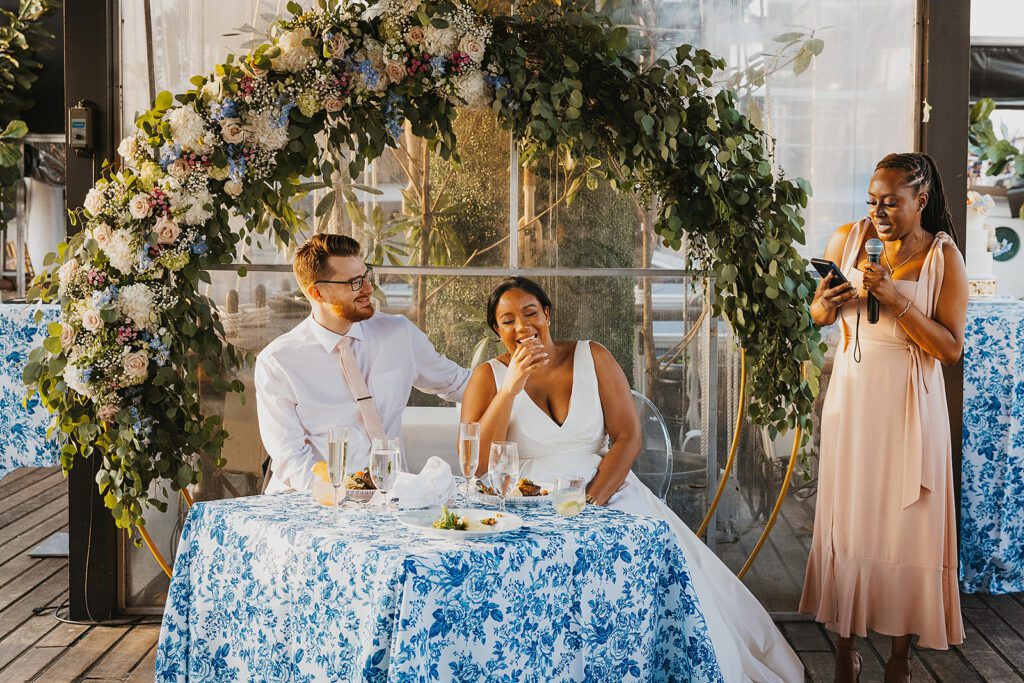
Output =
[{"x1": 390, "y1": 456, "x2": 457, "y2": 509}]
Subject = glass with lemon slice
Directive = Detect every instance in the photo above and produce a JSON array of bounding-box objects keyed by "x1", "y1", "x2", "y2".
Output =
[{"x1": 552, "y1": 476, "x2": 586, "y2": 518}]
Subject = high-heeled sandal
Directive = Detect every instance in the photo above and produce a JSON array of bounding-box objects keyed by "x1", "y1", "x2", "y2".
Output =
[
  {"x1": 835, "y1": 643, "x2": 863, "y2": 683},
  {"x1": 884, "y1": 652, "x2": 912, "y2": 682}
]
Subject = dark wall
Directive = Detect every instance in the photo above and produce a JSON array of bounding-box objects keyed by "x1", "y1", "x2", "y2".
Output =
[{"x1": 0, "y1": 1, "x2": 65, "y2": 134}]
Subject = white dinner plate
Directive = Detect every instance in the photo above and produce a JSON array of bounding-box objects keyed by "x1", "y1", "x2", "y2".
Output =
[
  {"x1": 473, "y1": 480, "x2": 553, "y2": 505},
  {"x1": 344, "y1": 489, "x2": 376, "y2": 503},
  {"x1": 398, "y1": 508, "x2": 524, "y2": 539}
]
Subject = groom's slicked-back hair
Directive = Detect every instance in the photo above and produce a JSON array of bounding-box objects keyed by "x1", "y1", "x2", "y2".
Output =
[
  {"x1": 293, "y1": 233, "x2": 361, "y2": 290},
  {"x1": 486, "y1": 276, "x2": 552, "y2": 332}
]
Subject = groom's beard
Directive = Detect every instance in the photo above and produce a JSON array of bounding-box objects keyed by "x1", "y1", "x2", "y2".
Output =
[{"x1": 328, "y1": 297, "x2": 374, "y2": 323}]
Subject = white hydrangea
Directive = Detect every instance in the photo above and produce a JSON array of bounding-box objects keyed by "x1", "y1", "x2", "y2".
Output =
[
  {"x1": 101, "y1": 229, "x2": 137, "y2": 274},
  {"x1": 165, "y1": 106, "x2": 212, "y2": 154},
  {"x1": 243, "y1": 109, "x2": 289, "y2": 151},
  {"x1": 119, "y1": 283, "x2": 157, "y2": 330},
  {"x1": 63, "y1": 364, "x2": 92, "y2": 397},
  {"x1": 271, "y1": 27, "x2": 317, "y2": 73},
  {"x1": 174, "y1": 187, "x2": 214, "y2": 226},
  {"x1": 455, "y1": 70, "x2": 492, "y2": 108},
  {"x1": 57, "y1": 258, "x2": 79, "y2": 296},
  {"x1": 424, "y1": 26, "x2": 458, "y2": 54}
]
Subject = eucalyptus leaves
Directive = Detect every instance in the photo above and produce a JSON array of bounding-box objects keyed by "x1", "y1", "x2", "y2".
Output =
[{"x1": 26, "y1": 0, "x2": 821, "y2": 532}]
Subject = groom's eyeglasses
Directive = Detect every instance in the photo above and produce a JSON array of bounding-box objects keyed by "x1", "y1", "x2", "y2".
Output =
[{"x1": 316, "y1": 266, "x2": 375, "y2": 292}]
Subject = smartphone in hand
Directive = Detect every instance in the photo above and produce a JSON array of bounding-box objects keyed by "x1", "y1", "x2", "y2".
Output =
[{"x1": 810, "y1": 258, "x2": 849, "y2": 286}]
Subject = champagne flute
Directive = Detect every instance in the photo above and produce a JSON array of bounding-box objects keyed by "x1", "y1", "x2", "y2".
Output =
[
  {"x1": 327, "y1": 427, "x2": 349, "y2": 523},
  {"x1": 458, "y1": 422, "x2": 480, "y2": 505},
  {"x1": 369, "y1": 446, "x2": 399, "y2": 512},
  {"x1": 489, "y1": 441, "x2": 519, "y2": 514},
  {"x1": 371, "y1": 437, "x2": 401, "y2": 510},
  {"x1": 552, "y1": 476, "x2": 586, "y2": 517}
]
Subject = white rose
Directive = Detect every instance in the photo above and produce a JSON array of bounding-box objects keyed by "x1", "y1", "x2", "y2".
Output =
[
  {"x1": 84, "y1": 188, "x2": 106, "y2": 216},
  {"x1": 91, "y1": 223, "x2": 113, "y2": 246},
  {"x1": 96, "y1": 404, "x2": 120, "y2": 422},
  {"x1": 117, "y1": 136, "x2": 139, "y2": 164},
  {"x1": 405, "y1": 26, "x2": 425, "y2": 46},
  {"x1": 57, "y1": 259, "x2": 79, "y2": 290},
  {"x1": 80, "y1": 307, "x2": 103, "y2": 333},
  {"x1": 128, "y1": 194, "x2": 152, "y2": 220},
  {"x1": 155, "y1": 216, "x2": 181, "y2": 245},
  {"x1": 60, "y1": 324, "x2": 77, "y2": 350},
  {"x1": 384, "y1": 60, "x2": 406, "y2": 84},
  {"x1": 200, "y1": 78, "x2": 223, "y2": 102},
  {"x1": 220, "y1": 118, "x2": 246, "y2": 144},
  {"x1": 168, "y1": 158, "x2": 192, "y2": 179},
  {"x1": 459, "y1": 36, "x2": 486, "y2": 62},
  {"x1": 329, "y1": 32, "x2": 349, "y2": 57},
  {"x1": 224, "y1": 179, "x2": 244, "y2": 197},
  {"x1": 123, "y1": 350, "x2": 150, "y2": 380},
  {"x1": 323, "y1": 97, "x2": 344, "y2": 113}
]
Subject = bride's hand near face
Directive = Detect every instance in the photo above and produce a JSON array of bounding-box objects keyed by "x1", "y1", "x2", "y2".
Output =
[{"x1": 499, "y1": 337, "x2": 549, "y2": 397}]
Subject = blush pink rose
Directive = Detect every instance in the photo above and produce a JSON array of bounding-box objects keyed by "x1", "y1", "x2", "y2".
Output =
[{"x1": 155, "y1": 216, "x2": 181, "y2": 245}]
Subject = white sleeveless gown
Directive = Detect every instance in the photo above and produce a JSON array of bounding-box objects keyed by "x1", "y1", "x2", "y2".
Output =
[{"x1": 487, "y1": 342, "x2": 803, "y2": 683}]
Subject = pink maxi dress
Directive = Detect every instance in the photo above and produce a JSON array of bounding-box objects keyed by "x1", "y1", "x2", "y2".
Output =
[{"x1": 799, "y1": 218, "x2": 965, "y2": 649}]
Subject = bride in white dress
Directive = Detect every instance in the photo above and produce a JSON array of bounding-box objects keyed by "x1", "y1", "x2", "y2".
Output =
[{"x1": 461, "y1": 277, "x2": 803, "y2": 683}]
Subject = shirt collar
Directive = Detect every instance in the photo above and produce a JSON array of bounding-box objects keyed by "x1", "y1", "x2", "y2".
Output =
[{"x1": 307, "y1": 315, "x2": 365, "y2": 353}]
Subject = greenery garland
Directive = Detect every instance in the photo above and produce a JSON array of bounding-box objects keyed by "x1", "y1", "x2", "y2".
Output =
[
  {"x1": 25, "y1": 0, "x2": 823, "y2": 531},
  {"x1": 0, "y1": 0, "x2": 58, "y2": 246}
]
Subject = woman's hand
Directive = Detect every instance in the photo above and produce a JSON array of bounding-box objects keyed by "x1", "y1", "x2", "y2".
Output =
[
  {"x1": 499, "y1": 338, "x2": 549, "y2": 396},
  {"x1": 814, "y1": 272, "x2": 858, "y2": 311},
  {"x1": 861, "y1": 262, "x2": 903, "y2": 308}
]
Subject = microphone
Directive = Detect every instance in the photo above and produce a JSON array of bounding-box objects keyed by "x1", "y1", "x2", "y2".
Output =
[{"x1": 865, "y1": 238, "x2": 883, "y2": 324}]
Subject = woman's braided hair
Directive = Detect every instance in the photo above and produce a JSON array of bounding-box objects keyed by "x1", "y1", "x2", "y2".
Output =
[{"x1": 875, "y1": 152, "x2": 959, "y2": 246}]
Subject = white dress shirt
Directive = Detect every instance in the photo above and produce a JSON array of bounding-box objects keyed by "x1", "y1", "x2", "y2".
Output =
[{"x1": 255, "y1": 313, "x2": 470, "y2": 494}]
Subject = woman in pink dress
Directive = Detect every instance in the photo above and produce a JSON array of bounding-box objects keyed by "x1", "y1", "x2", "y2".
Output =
[{"x1": 800, "y1": 153, "x2": 968, "y2": 683}]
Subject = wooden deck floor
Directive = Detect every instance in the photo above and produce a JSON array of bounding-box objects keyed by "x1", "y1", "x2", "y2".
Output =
[{"x1": 0, "y1": 466, "x2": 1021, "y2": 681}]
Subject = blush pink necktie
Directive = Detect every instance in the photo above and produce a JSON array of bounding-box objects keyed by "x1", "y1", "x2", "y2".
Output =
[{"x1": 336, "y1": 335, "x2": 388, "y2": 441}]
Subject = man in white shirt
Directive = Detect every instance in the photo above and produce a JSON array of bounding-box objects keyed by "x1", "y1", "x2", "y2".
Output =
[{"x1": 255, "y1": 233, "x2": 469, "y2": 500}]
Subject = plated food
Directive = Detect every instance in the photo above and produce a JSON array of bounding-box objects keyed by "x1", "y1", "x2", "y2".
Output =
[
  {"x1": 345, "y1": 470, "x2": 376, "y2": 490},
  {"x1": 475, "y1": 477, "x2": 552, "y2": 503},
  {"x1": 399, "y1": 508, "x2": 523, "y2": 538}
]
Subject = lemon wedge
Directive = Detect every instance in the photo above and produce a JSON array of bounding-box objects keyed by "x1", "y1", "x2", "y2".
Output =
[{"x1": 311, "y1": 461, "x2": 329, "y2": 483}]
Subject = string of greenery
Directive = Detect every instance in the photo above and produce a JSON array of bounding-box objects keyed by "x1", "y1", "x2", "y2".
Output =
[
  {"x1": 25, "y1": 0, "x2": 823, "y2": 531},
  {"x1": 0, "y1": 0, "x2": 59, "y2": 251}
]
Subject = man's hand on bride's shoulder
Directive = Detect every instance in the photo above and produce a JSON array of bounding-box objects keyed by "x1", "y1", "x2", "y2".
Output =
[{"x1": 501, "y1": 338, "x2": 549, "y2": 396}]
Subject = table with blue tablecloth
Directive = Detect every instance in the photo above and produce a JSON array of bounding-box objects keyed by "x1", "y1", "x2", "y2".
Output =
[
  {"x1": 960, "y1": 298, "x2": 1024, "y2": 594},
  {"x1": 0, "y1": 303, "x2": 59, "y2": 480},
  {"x1": 155, "y1": 494, "x2": 723, "y2": 682}
]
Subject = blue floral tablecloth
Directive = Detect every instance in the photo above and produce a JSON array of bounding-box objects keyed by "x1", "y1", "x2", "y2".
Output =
[
  {"x1": 0, "y1": 303, "x2": 59, "y2": 480},
  {"x1": 961, "y1": 298, "x2": 1024, "y2": 594},
  {"x1": 156, "y1": 494, "x2": 722, "y2": 682}
]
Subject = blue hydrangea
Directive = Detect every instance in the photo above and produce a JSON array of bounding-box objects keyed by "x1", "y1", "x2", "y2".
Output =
[
  {"x1": 276, "y1": 102, "x2": 296, "y2": 128},
  {"x1": 159, "y1": 143, "x2": 182, "y2": 170},
  {"x1": 91, "y1": 284, "x2": 120, "y2": 307},
  {"x1": 430, "y1": 56, "x2": 447, "y2": 75},
  {"x1": 81, "y1": 367, "x2": 92, "y2": 382},
  {"x1": 209, "y1": 98, "x2": 238, "y2": 121},
  {"x1": 485, "y1": 74, "x2": 510, "y2": 89},
  {"x1": 356, "y1": 60, "x2": 381, "y2": 88},
  {"x1": 192, "y1": 237, "x2": 209, "y2": 256},
  {"x1": 137, "y1": 249, "x2": 154, "y2": 271},
  {"x1": 228, "y1": 153, "x2": 247, "y2": 180}
]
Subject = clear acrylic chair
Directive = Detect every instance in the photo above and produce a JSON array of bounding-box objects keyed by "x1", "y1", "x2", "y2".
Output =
[{"x1": 631, "y1": 390, "x2": 674, "y2": 501}]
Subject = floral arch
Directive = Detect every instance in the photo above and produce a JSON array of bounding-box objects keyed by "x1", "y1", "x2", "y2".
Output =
[{"x1": 25, "y1": 0, "x2": 822, "y2": 530}]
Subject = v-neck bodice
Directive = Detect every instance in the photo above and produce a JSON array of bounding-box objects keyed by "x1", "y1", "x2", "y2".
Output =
[{"x1": 487, "y1": 341, "x2": 608, "y2": 462}]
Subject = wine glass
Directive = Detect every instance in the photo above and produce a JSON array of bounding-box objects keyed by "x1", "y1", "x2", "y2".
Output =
[
  {"x1": 552, "y1": 476, "x2": 586, "y2": 517},
  {"x1": 458, "y1": 422, "x2": 480, "y2": 505},
  {"x1": 371, "y1": 437, "x2": 401, "y2": 510},
  {"x1": 369, "y1": 445, "x2": 399, "y2": 511},
  {"x1": 327, "y1": 427, "x2": 349, "y2": 523},
  {"x1": 489, "y1": 441, "x2": 519, "y2": 514}
]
